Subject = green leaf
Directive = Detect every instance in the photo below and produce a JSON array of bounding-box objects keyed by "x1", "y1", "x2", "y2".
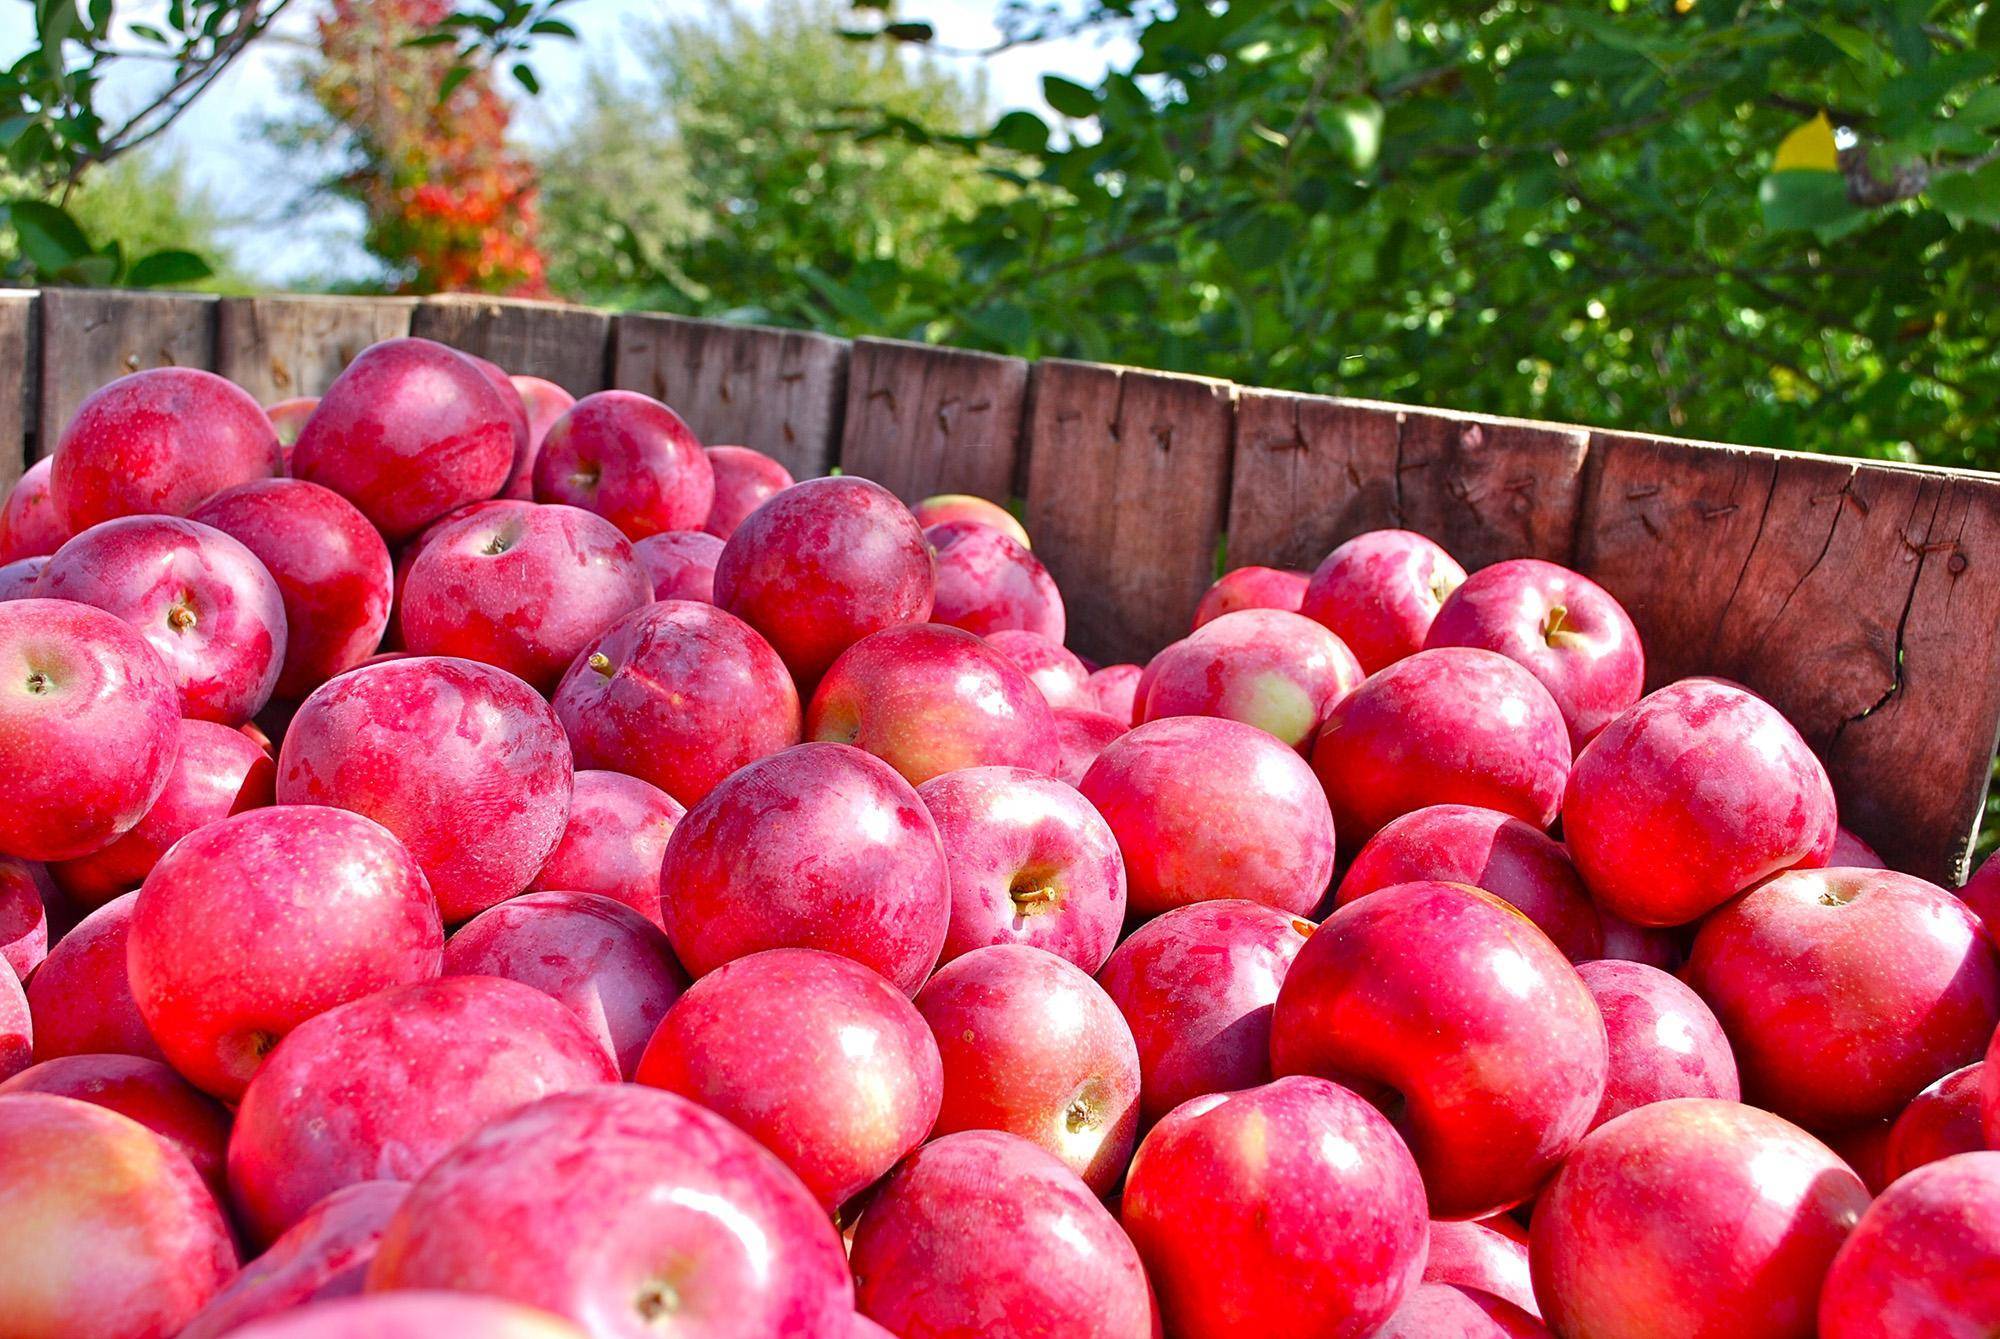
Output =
[
  {"x1": 989, "y1": 110, "x2": 1050, "y2": 155},
  {"x1": 1959, "y1": 84, "x2": 2000, "y2": 130},
  {"x1": 3, "y1": 198, "x2": 93, "y2": 272},
  {"x1": 1330, "y1": 97, "x2": 1385, "y2": 171},
  {"x1": 125, "y1": 248, "x2": 212, "y2": 288},
  {"x1": 1758, "y1": 169, "x2": 1864, "y2": 234},
  {"x1": 437, "y1": 63, "x2": 473, "y2": 103},
  {"x1": 512, "y1": 62, "x2": 539, "y2": 94},
  {"x1": 529, "y1": 17, "x2": 577, "y2": 38},
  {"x1": 1929, "y1": 159, "x2": 2000, "y2": 226},
  {"x1": 401, "y1": 32, "x2": 460, "y2": 48},
  {"x1": 1043, "y1": 75, "x2": 1099, "y2": 119}
]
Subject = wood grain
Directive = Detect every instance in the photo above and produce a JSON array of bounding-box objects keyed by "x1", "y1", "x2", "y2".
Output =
[
  {"x1": 1393, "y1": 406, "x2": 1591, "y2": 570},
  {"x1": 0, "y1": 291, "x2": 35, "y2": 492},
  {"x1": 216, "y1": 295, "x2": 414, "y2": 403},
  {"x1": 409, "y1": 295, "x2": 611, "y2": 395},
  {"x1": 610, "y1": 313, "x2": 849, "y2": 480},
  {"x1": 1226, "y1": 390, "x2": 1400, "y2": 571},
  {"x1": 36, "y1": 289, "x2": 217, "y2": 456},
  {"x1": 1023, "y1": 360, "x2": 1235, "y2": 664},
  {"x1": 837, "y1": 338, "x2": 1029, "y2": 503}
]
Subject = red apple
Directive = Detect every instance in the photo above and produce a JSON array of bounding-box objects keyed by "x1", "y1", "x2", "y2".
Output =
[
  {"x1": 1594, "y1": 908, "x2": 1686, "y2": 971},
  {"x1": 0, "y1": 1053, "x2": 231, "y2": 1200},
  {"x1": 1373, "y1": 1285, "x2": 1549, "y2": 1338},
  {"x1": 1086, "y1": 662, "x2": 1143, "y2": 723},
  {"x1": 382, "y1": 498, "x2": 528, "y2": 649},
  {"x1": 1576, "y1": 958, "x2": 1739, "y2": 1128},
  {"x1": 527, "y1": 769, "x2": 684, "y2": 927},
  {"x1": 1828, "y1": 826, "x2": 1886, "y2": 869},
  {"x1": 177, "y1": 1181, "x2": 409, "y2": 1339},
  {"x1": 191, "y1": 478, "x2": 394, "y2": 699},
  {"x1": 1140, "y1": 609, "x2": 1364, "y2": 755},
  {"x1": 277, "y1": 655, "x2": 575, "y2": 922},
  {"x1": 0, "y1": 964, "x2": 26, "y2": 1079},
  {"x1": 807, "y1": 623, "x2": 1059, "y2": 784},
  {"x1": 636, "y1": 947, "x2": 942, "y2": 1211},
  {"x1": 444, "y1": 890, "x2": 687, "y2": 1077},
  {"x1": 1, "y1": 598, "x2": 180, "y2": 861},
  {"x1": 263, "y1": 396, "x2": 318, "y2": 449},
  {"x1": 0, "y1": 1092, "x2": 238, "y2": 1339},
  {"x1": 460, "y1": 353, "x2": 531, "y2": 498},
  {"x1": 1563, "y1": 678, "x2": 1838, "y2": 926},
  {"x1": 1052, "y1": 705, "x2": 1126, "y2": 785},
  {"x1": 1424, "y1": 1219, "x2": 1539, "y2": 1318},
  {"x1": 52, "y1": 366, "x2": 281, "y2": 532},
  {"x1": 1271, "y1": 880, "x2": 1608, "y2": 1217},
  {"x1": 1530, "y1": 1099, "x2": 1867, "y2": 1339},
  {"x1": 1962, "y1": 851, "x2": 2000, "y2": 945},
  {"x1": 367, "y1": 1085, "x2": 854, "y2": 1338},
  {"x1": 1312, "y1": 647, "x2": 1571, "y2": 843},
  {"x1": 0, "y1": 555, "x2": 46, "y2": 598},
  {"x1": 1301, "y1": 529, "x2": 1466, "y2": 674},
  {"x1": 505, "y1": 375, "x2": 577, "y2": 500},
  {"x1": 911, "y1": 493, "x2": 1031, "y2": 548},
  {"x1": 850, "y1": 1129, "x2": 1154, "y2": 1339},
  {"x1": 715, "y1": 476, "x2": 935, "y2": 686},
  {"x1": 228, "y1": 975, "x2": 617, "y2": 1245},
  {"x1": 0, "y1": 856, "x2": 51, "y2": 980},
  {"x1": 1335, "y1": 805, "x2": 1601, "y2": 961},
  {"x1": 1818, "y1": 1150, "x2": 2000, "y2": 1338},
  {"x1": 1098, "y1": 899, "x2": 1311, "y2": 1125},
  {"x1": 1685, "y1": 866, "x2": 2000, "y2": 1129},
  {"x1": 533, "y1": 390, "x2": 714, "y2": 539},
  {"x1": 985, "y1": 627, "x2": 1090, "y2": 709},
  {"x1": 1883, "y1": 1062, "x2": 1986, "y2": 1183},
  {"x1": 22, "y1": 892, "x2": 163, "y2": 1062},
  {"x1": 1827, "y1": 1120, "x2": 1896, "y2": 1195},
  {"x1": 1192, "y1": 565, "x2": 1308, "y2": 630},
  {"x1": 400, "y1": 503, "x2": 652, "y2": 691},
  {"x1": 918, "y1": 765, "x2": 1126, "y2": 971},
  {"x1": 633, "y1": 529, "x2": 724, "y2": 602},
  {"x1": 926, "y1": 520, "x2": 1065, "y2": 641},
  {"x1": 129, "y1": 804, "x2": 444, "y2": 1099},
  {"x1": 0, "y1": 457, "x2": 66, "y2": 561},
  {"x1": 214, "y1": 1293, "x2": 589, "y2": 1339},
  {"x1": 552, "y1": 601, "x2": 800, "y2": 807},
  {"x1": 702, "y1": 444, "x2": 793, "y2": 539},
  {"x1": 1079, "y1": 716, "x2": 1336, "y2": 918},
  {"x1": 659, "y1": 742, "x2": 949, "y2": 994},
  {"x1": 51, "y1": 718, "x2": 274, "y2": 908}
]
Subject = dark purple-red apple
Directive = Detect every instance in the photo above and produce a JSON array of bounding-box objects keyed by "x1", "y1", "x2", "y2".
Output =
[
  {"x1": 985, "y1": 628, "x2": 1090, "y2": 709},
  {"x1": 220, "y1": 1293, "x2": 588, "y2": 1339},
  {"x1": 23, "y1": 892, "x2": 162, "y2": 1062},
  {"x1": 0, "y1": 556, "x2": 46, "y2": 599},
  {"x1": 633, "y1": 530, "x2": 724, "y2": 602},
  {"x1": 1425, "y1": 1219, "x2": 1539, "y2": 1318},
  {"x1": 1595, "y1": 909, "x2": 1687, "y2": 971},
  {"x1": 1140, "y1": 609, "x2": 1364, "y2": 754},
  {"x1": 702, "y1": 445, "x2": 793, "y2": 539},
  {"x1": 1817, "y1": 1150, "x2": 2000, "y2": 1338},
  {"x1": 911, "y1": 494, "x2": 1031, "y2": 548},
  {"x1": 1884, "y1": 1062, "x2": 1986, "y2": 1183},
  {"x1": 1301, "y1": 529, "x2": 1466, "y2": 674},
  {"x1": 178, "y1": 1181, "x2": 409, "y2": 1339},
  {"x1": 0, "y1": 856, "x2": 50, "y2": 980},
  {"x1": 460, "y1": 353, "x2": 531, "y2": 498},
  {"x1": 505, "y1": 375, "x2": 576, "y2": 500},
  {"x1": 1576, "y1": 958, "x2": 1738, "y2": 1128},
  {"x1": 1053, "y1": 706, "x2": 1126, "y2": 785},
  {"x1": 0, "y1": 1053, "x2": 230, "y2": 1200},
  {"x1": 0, "y1": 457, "x2": 65, "y2": 561},
  {"x1": 527, "y1": 769, "x2": 684, "y2": 926},
  {"x1": 927, "y1": 520, "x2": 1065, "y2": 641},
  {"x1": 1192, "y1": 565, "x2": 1308, "y2": 630},
  {"x1": 533, "y1": 390, "x2": 714, "y2": 540}
]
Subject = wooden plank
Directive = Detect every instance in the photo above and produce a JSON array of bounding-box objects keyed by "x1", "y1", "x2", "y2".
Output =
[
  {"x1": 1225, "y1": 389, "x2": 1399, "y2": 571},
  {"x1": 215, "y1": 295, "x2": 414, "y2": 403},
  {"x1": 837, "y1": 338, "x2": 1028, "y2": 504},
  {"x1": 610, "y1": 313, "x2": 848, "y2": 480},
  {"x1": 1023, "y1": 360, "x2": 1235, "y2": 664},
  {"x1": 0, "y1": 292, "x2": 35, "y2": 492},
  {"x1": 36, "y1": 289, "x2": 217, "y2": 455},
  {"x1": 1574, "y1": 431, "x2": 2000, "y2": 884},
  {"x1": 408, "y1": 295, "x2": 611, "y2": 395},
  {"x1": 1393, "y1": 405, "x2": 1592, "y2": 570}
]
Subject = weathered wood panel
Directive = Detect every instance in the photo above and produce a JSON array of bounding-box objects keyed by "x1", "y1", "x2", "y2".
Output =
[
  {"x1": 1023, "y1": 361, "x2": 1235, "y2": 663},
  {"x1": 610, "y1": 314, "x2": 848, "y2": 480},
  {"x1": 837, "y1": 338, "x2": 1029, "y2": 504},
  {"x1": 1226, "y1": 390, "x2": 1399, "y2": 571},
  {"x1": 37, "y1": 289, "x2": 217, "y2": 455},
  {"x1": 409, "y1": 295, "x2": 611, "y2": 395},
  {"x1": 0, "y1": 291, "x2": 36, "y2": 491},
  {"x1": 216, "y1": 295, "x2": 414, "y2": 403},
  {"x1": 1394, "y1": 406, "x2": 1591, "y2": 570}
]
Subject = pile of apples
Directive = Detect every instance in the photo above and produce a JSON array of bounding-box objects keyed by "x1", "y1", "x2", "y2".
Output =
[{"x1": 2, "y1": 334, "x2": 1997, "y2": 1339}]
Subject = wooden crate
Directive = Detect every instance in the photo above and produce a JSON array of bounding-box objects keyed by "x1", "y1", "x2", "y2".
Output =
[{"x1": 6, "y1": 290, "x2": 1998, "y2": 885}]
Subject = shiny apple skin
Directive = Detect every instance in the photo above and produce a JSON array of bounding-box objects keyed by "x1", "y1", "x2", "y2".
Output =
[
  {"x1": 1962, "y1": 851, "x2": 2000, "y2": 947},
  {"x1": 527, "y1": 769, "x2": 684, "y2": 927},
  {"x1": 178, "y1": 1181, "x2": 410, "y2": 1339},
  {"x1": 1685, "y1": 866, "x2": 2000, "y2": 1129},
  {"x1": 0, "y1": 856, "x2": 51, "y2": 980},
  {"x1": 703, "y1": 445, "x2": 795, "y2": 539},
  {"x1": 1884, "y1": 1062, "x2": 1986, "y2": 1183},
  {"x1": 850, "y1": 1129, "x2": 1156, "y2": 1339},
  {"x1": 400, "y1": 502, "x2": 652, "y2": 692},
  {"x1": 715, "y1": 475, "x2": 935, "y2": 686},
  {"x1": 659, "y1": 743, "x2": 949, "y2": 994},
  {"x1": 807, "y1": 623, "x2": 1060, "y2": 785},
  {"x1": 1, "y1": 598, "x2": 181, "y2": 862},
  {"x1": 51, "y1": 717, "x2": 274, "y2": 907},
  {"x1": 633, "y1": 529, "x2": 724, "y2": 602},
  {"x1": 0, "y1": 965, "x2": 27, "y2": 1078},
  {"x1": 1123, "y1": 1077, "x2": 1427, "y2": 1338},
  {"x1": 636, "y1": 947, "x2": 942, "y2": 1212},
  {"x1": 461, "y1": 353, "x2": 532, "y2": 497},
  {"x1": 23, "y1": 892, "x2": 163, "y2": 1062},
  {"x1": 1079, "y1": 716, "x2": 1336, "y2": 918},
  {"x1": 985, "y1": 627, "x2": 1091, "y2": 709},
  {"x1": 1300, "y1": 529, "x2": 1466, "y2": 674},
  {"x1": 1271, "y1": 880, "x2": 1609, "y2": 1218},
  {"x1": 1818, "y1": 1150, "x2": 2000, "y2": 1338},
  {"x1": 1373, "y1": 1285, "x2": 1550, "y2": 1339},
  {"x1": 533, "y1": 390, "x2": 715, "y2": 540},
  {"x1": 1053, "y1": 706, "x2": 1126, "y2": 785},
  {"x1": 52, "y1": 366, "x2": 282, "y2": 532},
  {"x1": 227, "y1": 975, "x2": 617, "y2": 1245},
  {"x1": 1828, "y1": 825, "x2": 1886, "y2": 869},
  {"x1": 1562, "y1": 678, "x2": 1838, "y2": 926},
  {"x1": 367, "y1": 1085, "x2": 854, "y2": 1339},
  {"x1": 1098, "y1": 900, "x2": 1311, "y2": 1125},
  {"x1": 1530, "y1": 1099, "x2": 1868, "y2": 1339},
  {"x1": 444, "y1": 890, "x2": 688, "y2": 1077},
  {"x1": 218, "y1": 1293, "x2": 589, "y2": 1339},
  {"x1": 505, "y1": 375, "x2": 577, "y2": 500},
  {"x1": 916, "y1": 943, "x2": 1140, "y2": 1194},
  {"x1": 1576, "y1": 958, "x2": 1739, "y2": 1128},
  {"x1": 1192, "y1": 565, "x2": 1308, "y2": 630},
  {"x1": 0, "y1": 1092, "x2": 239, "y2": 1338},
  {"x1": 0, "y1": 1053, "x2": 231, "y2": 1201},
  {"x1": 1312, "y1": 647, "x2": 1571, "y2": 843},
  {"x1": 129, "y1": 804, "x2": 444, "y2": 1100},
  {"x1": 1424, "y1": 1219, "x2": 1540, "y2": 1318},
  {"x1": 1087, "y1": 662, "x2": 1144, "y2": 723},
  {"x1": 1336, "y1": 804, "x2": 1600, "y2": 960},
  {"x1": 0, "y1": 456, "x2": 66, "y2": 561},
  {"x1": 277, "y1": 655, "x2": 575, "y2": 922},
  {"x1": 926, "y1": 520, "x2": 1065, "y2": 641},
  {"x1": 918, "y1": 765, "x2": 1126, "y2": 971},
  {"x1": 911, "y1": 493, "x2": 1032, "y2": 548},
  {"x1": 0, "y1": 555, "x2": 46, "y2": 598},
  {"x1": 1140, "y1": 608, "x2": 1364, "y2": 754}
]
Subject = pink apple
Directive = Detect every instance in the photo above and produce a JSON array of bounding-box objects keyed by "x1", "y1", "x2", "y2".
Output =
[
  {"x1": 1425, "y1": 1219, "x2": 1539, "y2": 1318},
  {"x1": 263, "y1": 396, "x2": 318, "y2": 449},
  {"x1": 985, "y1": 627, "x2": 1090, "y2": 708},
  {"x1": 1192, "y1": 564, "x2": 1308, "y2": 630},
  {"x1": 191, "y1": 478, "x2": 394, "y2": 699},
  {"x1": 0, "y1": 457, "x2": 66, "y2": 561},
  {"x1": 382, "y1": 498, "x2": 528, "y2": 648},
  {"x1": 1123, "y1": 1076, "x2": 1427, "y2": 1338},
  {"x1": 1052, "y1": 705, "x2": 1126, "y2": 785},
  {"x1": 228, "y1": 975, "x2": 617, "y2": 1244},
  {"x1": 0, "y1": 555, "x2": 46, "y2": 598},
  {"x1": 1563, "y1": 678, "x2": 1838, "y2": 926},
  {"x1": 1530, "y1": 1099, "x2": 1867, "y2": 1339},
  {"x1": 1079, "y1": 716, "x2": 1336, "y2": 918},
  {"x1": 177, "y1": 1181, "x2": 409, "y2": 1339},
  {"x1": 527, "y1": 769, "x2": 684, "y2": 926},
  {"x1": 659, "y1": 743, "x2": 949, "y2": 993},
  {"x1": 633, "y1": 529, "x2": 724, "y2": 602},
  {"x1": 22, "y1": 892, "x2": 163, "y2": 1062},
  {"x1": 1336, "y1": 804, "x2": 1600, "y2": 960},
  {"x1": 533, "y1": 390, "x2": 714, "y2": 540},
  {"x1": 1828, "y1": 826, "x2": 1886, "y2": 869},
  {"x1": 277, "y1": 656, "x2": 575, "y2": 922},
  {"x1": 0, "y1": 965, "x2": 26, "y2": 1079},
  {"x1": 1884, "y1": 1062, "x2": 1986, "y2": 1183},
  {"x1": 367, "y1": 1085, "x2": 854, "y2": 1339},
  {"x1": 702, "y1": 444, "x2": 794, "y2": 539},
  {"x1": 0, "y1": 856, "x2": 50, "y2": 980},
  {"x1": 1576, "y1": 958, "x2": 1738, "y2": 1128},
  {"x1": 1098, "y1": 900, "x2": 1310, "y2": 1125},
  {"x1": 636, "y1": 947, "x2": 942, "y2": 1211},
  {"x1": 1140, "y1": 609, "x2": 1364, "y2": 755},
  {"x1": 715, "y1": 476, "x2": 934, "y2": 685},
  {"x1": 917, "y1": 765, "x2": 1126, "y2": 971},
  {"x1": 505, "y1": 375, "x2": 577, "y2": 500},
  {"x1": 1301, "y1": 529, "x2": 1466, "y2": 674},
  {"x1": 217, "y1": 1293, "x2": 589, "y2": 1339},
  {"x1": 52, "y1": 366, "x2": 281, "y2": 532},
  {"x1": 1272, "y1": 880, "x2": 1608, "y2": 1217},
  {"x1": 552, "y1": 601, "x2": 800, "y2": 807},
  {"x1": 0, "y1": 1053, "x2": 231, "y2": 1201},
  {"x1": 850, "y1": 1130, "x2": 1155, "y2": 1339},
  {"x1": 0, "y1": 598, "x2": 180, "y2": 861},
  {"x1": 807, "y1": 623, "x2": 1059, "y2": 784},
  {"x1": 1373, "y1": 1285, "x2": 1549, "y2": 1338},
  {"x1": 911, "y1": 493, "x2": 1032, "y2": 548},
  {"x1": 1086, "y1": 662, "x2": 1143, "y2": 722},
  {"x1": 458, "y1": 353, "x2": 530, "y2": 497},
  {"x1": 926, "y1": 520, "x2": 1065, "y2": 641},
  {"x1": 1818, "y1": 1150, "x2": 2000, "y2": 1338}
]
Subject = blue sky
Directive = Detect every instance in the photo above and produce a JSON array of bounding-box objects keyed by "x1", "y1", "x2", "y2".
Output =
[{"x1": 0, "y1": 0, "x2": 1131, "y2": 285}]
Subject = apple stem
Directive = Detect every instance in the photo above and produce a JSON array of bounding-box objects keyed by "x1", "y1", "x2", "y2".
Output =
[
  {"x1": 167, "y1": 602, "x2": 197, "y2": 632},
  {"x1": 1542, "y1": 604, "x2": 1571, "y2": 645},
  {"x1": 587, "y1": 652, "x2": 613, "y2": 677},
  {"x1": 24, "y1": 670, "x2": 51, "y2": 695}
]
